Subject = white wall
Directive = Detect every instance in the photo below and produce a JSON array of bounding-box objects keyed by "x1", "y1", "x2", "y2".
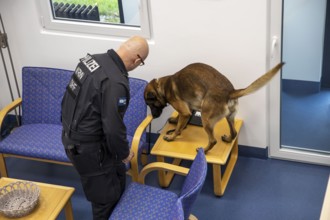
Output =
[
  {"x1": 0, "y1": 0, "x2": 271, "y2": 149},
  {"x1": 282, "y1": 0, "x2": 326, "y2": 82}
]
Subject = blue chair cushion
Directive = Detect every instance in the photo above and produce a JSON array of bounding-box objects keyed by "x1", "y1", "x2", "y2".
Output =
[
  {"x1": 0, "y1": 124, "x2": 143, "y2": 167},
  {"x1": 0, "y1": 124, "x2": 69, "y2": 162},
  {"x1": 110, "y1": 182, "x2": 179, "y2": 220}
]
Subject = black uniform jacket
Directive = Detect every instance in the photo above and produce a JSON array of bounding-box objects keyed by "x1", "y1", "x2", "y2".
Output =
[{"x1": 61, "y1": 49, "x2": 130, "y2": 161}]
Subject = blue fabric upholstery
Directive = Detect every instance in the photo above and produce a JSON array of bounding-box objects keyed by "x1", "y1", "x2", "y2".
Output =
[
  {"x1": 0, "y1": 124, "x2": 68, "y2": 162},
  {"x1": 22, "y1": 67, "x2": 72, "y2": 125},
  {"x1": 0, "y1": 67, "x2": 149, "y2": 172},
  {"x1": 110, "y1": 182, "x2": 179, "y2": 220},
  {"x1": 180, "y1": 148, "x2": 208, "y2": 219},
  {"x1": 0, "y1": 67, "x2": 72, "y2": 162},
  {"x1": 124, "y1": 78, "x2": 147, "y2": 142},
  {"x1": 109, "y1": 148, "x2": 207, "y2": 220}
]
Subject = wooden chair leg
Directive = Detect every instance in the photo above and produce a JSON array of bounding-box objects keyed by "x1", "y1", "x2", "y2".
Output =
[
  {"x1": 0, "y1": 154, "x2": 8, "y2": 177},
  {"x1": 64, "y1": 200, "x2": 74, "y2": 220}
]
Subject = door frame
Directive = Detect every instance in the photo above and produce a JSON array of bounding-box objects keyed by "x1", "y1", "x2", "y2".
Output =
[
  {"x1": 322, "y1": 0, "x2": 330, "y2": 88},
  {"x1": 268, "y1": 0, "x2": 330, "y2": 166}
]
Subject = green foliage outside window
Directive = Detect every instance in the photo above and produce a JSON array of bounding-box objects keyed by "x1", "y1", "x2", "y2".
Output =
[{"x1": 53, "y1": 0, "x2": 120, "y2": 23}]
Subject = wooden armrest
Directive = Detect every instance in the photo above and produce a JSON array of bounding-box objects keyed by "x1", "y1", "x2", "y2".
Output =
[
  {"x1": 0, "y1": 98, "x2": 22, "y2": 130},
  {"x1": 138, "y1": 162, "x2": 189, "y2": 184},
  {"x1": 129, "y1": 114, "x2": 153, "y2": 181},
  {"x1": 171, "y1": 111, "x2": 179, "y2": 117}
]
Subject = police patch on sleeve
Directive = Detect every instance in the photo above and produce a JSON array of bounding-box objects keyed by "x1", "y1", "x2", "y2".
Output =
[
  {"x1": 67, "y1": 78, "x2": 80, "y2": 98},
  {"x1": 75, "y1": 67, "x2": 85, "y2": 80},
  {"x1": 80, "y1": 54, "x2": 100, "y2": 73},
  {"x1": 73, "y1": 67, "x2": 88, "y2": 85},
  {"x1": 118, "y1": 97, "x2": 127, "y2": 106},
  {"x1": 118, "y1": 97, "x2": 127, "y2": 112}
]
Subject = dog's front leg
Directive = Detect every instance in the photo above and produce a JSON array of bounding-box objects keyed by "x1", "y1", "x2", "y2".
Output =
[
  {"x1": 164, "y1": 114, "x2": 190, "y2": 142},
  {"x1": 201, "y1": 119, "x2": 218, "y2": 153},
  {"x1": 168, "y1": 115, "x2": 179, "y2": 124}
]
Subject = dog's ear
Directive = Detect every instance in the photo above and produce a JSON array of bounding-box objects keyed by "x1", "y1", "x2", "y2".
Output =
[{"x1": 150, "y1": 79, "x2": 159, "y2": 90}]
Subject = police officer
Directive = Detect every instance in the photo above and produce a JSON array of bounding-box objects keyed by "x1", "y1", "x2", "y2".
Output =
[{"x1": 61, "y1": 36, "x2": 149, "y2": 219}]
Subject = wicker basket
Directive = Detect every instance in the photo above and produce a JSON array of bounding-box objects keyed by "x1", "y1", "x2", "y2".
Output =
[{"x1": 0, "y1": 181, "x2": 40, "y2": 218}]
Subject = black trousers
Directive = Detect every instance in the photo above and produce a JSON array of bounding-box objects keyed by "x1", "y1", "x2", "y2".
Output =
[
  {"x1": 63, "y1": 138, "x2": 126, "y2": 220},
  {"x1": 90, "y1": 162, "x2": 126, "y2": 220}
]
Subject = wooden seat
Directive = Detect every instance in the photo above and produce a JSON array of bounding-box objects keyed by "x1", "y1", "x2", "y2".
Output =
[{"x1": 151, "y1": 111, "x2": 243, "y2": 196}]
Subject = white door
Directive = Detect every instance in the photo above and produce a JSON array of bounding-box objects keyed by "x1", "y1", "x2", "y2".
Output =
[{"x1": 268, "y1": 0, "x2": 330, "y2": 166}]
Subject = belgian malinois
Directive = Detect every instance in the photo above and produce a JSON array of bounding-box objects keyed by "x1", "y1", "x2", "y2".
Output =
[{"x1": 144, "y1": 62, "x2": 284, "y2": 153}]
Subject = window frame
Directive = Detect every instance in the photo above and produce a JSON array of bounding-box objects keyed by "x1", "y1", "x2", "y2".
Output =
[{"x1": 38, "y1": 0, "x2": 151, "y2": 38}]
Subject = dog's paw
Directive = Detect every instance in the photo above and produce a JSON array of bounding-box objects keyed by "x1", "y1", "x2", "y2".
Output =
[
  {"x1": 221, "y1": 135, "x2": 232, "y2": 143},
  {"x1": 163, "y1": 135, "x2": 174, "y2": 142},
  {"x1": 166, "y1": 129, "x2": 175, "y2": 135}
]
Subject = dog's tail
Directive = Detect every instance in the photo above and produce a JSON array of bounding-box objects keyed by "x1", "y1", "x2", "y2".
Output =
[{"x1": 229, "y1": 62, "x2": 284, "y2": 99}]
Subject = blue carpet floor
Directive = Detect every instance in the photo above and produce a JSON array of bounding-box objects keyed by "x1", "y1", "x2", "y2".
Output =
[
  {"x1": 3, "y1": 155, "x2": 330, "y2": 220},
  {"x1": 281, "y1": 89, "x2": 330, "y2": 153}
]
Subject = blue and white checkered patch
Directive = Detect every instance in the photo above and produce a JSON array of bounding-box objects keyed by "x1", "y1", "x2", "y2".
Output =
[{"x1": 118, "y1": 97, "x2": 127, "y2": 106}]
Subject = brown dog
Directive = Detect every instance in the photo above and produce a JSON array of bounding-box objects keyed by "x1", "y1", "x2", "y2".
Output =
[{"x1": 144, "y1": 62, "x2": 284, "y2": 153}]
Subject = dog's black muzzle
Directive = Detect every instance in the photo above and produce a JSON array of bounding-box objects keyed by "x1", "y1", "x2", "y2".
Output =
[
  {"x1": 145, "y1": 96, "x2": 167, "y2": 119},
  {"x1": 150, "y1": 106, "x2": 163, "y2": 118}
]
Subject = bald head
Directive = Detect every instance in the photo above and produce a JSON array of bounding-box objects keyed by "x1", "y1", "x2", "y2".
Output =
[{"x1": 117, "y1": 36, "x2": 149, "y2": 71}]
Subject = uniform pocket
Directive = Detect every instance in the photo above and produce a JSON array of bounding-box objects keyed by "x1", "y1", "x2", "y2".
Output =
[{"x1": 70, "y1": 145, "x2": 104, "y2": 176}]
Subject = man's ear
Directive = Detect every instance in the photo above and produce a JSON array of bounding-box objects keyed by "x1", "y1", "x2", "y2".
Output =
[{"x1": 134, "y1": 58, "x2": 140, "y2": 66}]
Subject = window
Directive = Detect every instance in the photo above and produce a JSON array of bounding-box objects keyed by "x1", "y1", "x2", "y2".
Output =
[{"x1": 38, "y1": 0, "x2": 151, "y2": 38}]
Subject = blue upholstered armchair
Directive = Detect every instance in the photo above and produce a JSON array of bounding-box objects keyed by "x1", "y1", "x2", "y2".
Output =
[
  {"x1": 0, "y1": 67, "x2": 152, "y2": 181},
  {"x1": 109, "y1": 148, "x2": 207, "y2": 220}
]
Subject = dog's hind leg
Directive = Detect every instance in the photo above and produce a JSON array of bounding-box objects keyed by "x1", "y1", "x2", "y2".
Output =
[
  {"x1": 201, "y1": 102, "x2": 228, "y2": 153},
  {"x1": 222, "y1": 99, "x2": 238, "y2": 143}
]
